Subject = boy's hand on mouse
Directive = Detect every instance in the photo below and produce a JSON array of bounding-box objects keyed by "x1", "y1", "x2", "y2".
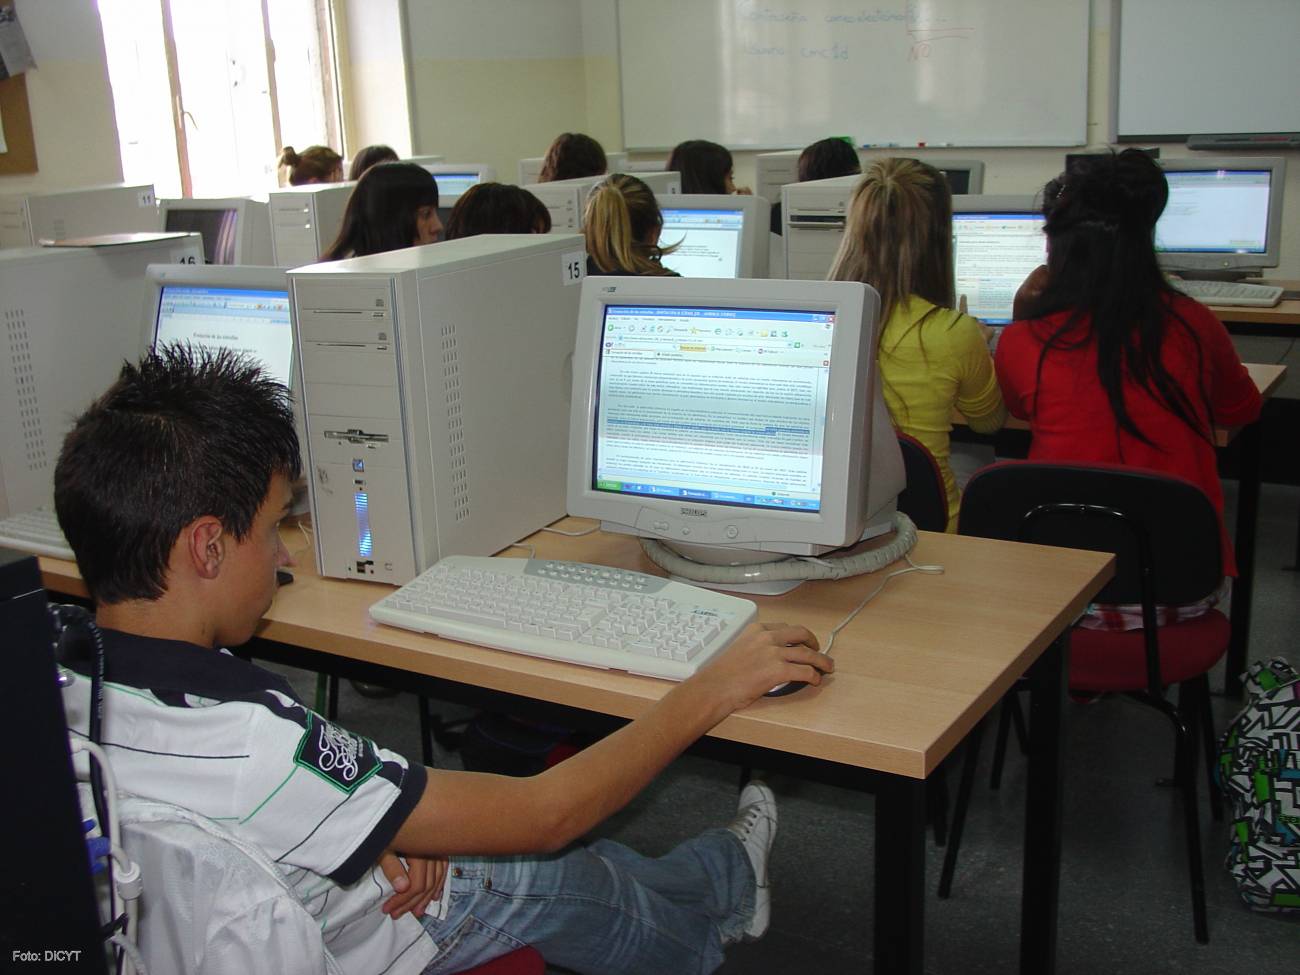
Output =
[{"x1": 690, "y1": 621, "x2": 831, "y2": 711}]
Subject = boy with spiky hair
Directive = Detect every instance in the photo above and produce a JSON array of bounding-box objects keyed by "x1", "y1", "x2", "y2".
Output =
[{"x1": 57, "y1": 347, "x2": 832, "y2": 974}]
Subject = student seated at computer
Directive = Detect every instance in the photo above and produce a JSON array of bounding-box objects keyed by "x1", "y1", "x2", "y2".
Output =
[
  {"x1": 278, "y1": 144, "x2": 344, "y2": 186},
  {"x1": 667, "y1": 140, "x2": 752, "y2": 195},
  {"x1": 322, "y1": 162, "x2": 441, "y2": 260},
  {"x1": 828, "y1": 158, "x2": 1005, "y2": 528},
  {"x1": 995, "y1": 149, "x2": 1262, "y2": 622},
  {"x1": 583, "y1": 174, "x2": 681, "y2": 277},
  {"x1": 538, "y1": 132, "x2": 608, "y2": 182},
  {"x1": 772, "y1": 137, "x2": 863, "y2": 235},
  {"x1": 443, "y1": 183, "x2": 552, "y2": 239},
  {"x1": 348, "y1": 143, "x2": 400, "y2": 181},
  {"x1": 56, "y1": 347, "x2": 830, "y2": 975}
]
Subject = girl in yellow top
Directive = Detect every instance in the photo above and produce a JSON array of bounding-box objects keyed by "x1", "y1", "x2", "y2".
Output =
[{"x1": 828, "y1": 158, "x2": 1005, "y2": 526}]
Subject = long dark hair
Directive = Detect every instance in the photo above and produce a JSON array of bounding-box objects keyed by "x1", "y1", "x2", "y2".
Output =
[
  {"x1": 666, "y1": 140, "x2": 733, "y2": 194},
  {"x1": 323, "y1": 162, "x2": 438, "y2": 260},
  {"x1": 1023, "y1": 149, "x2": 1213, "y2": 447}
]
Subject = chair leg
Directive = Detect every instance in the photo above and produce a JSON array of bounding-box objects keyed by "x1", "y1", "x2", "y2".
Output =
[
  {"x1": 1176, "y1": 711, "x2": 1211, "y2": 944},
  {"x1": 1193, "y1": 675, "x2": 1224, "y2": 823},
  {"x1": 938, "y1": 719, "x2": 985, "y2": 899},
  {"x1": 1151, "y1": 694, "x2": 1210, "y2": 944}
]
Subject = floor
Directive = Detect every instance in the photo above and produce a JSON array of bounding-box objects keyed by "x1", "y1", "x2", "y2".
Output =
[{"x1": 265, "y1": 480, "x2": 1300, "y2": 974}]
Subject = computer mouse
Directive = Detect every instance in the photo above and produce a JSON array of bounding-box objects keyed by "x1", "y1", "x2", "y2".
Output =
[
  {"x1": 276, "y1": 569, "x2": 294, "y2": 585},
  {"x1": 764, "y1": 681, "x2": 809, "y2": 698}
]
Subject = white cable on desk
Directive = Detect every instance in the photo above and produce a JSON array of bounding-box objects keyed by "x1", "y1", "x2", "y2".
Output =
[{"x1": 822, "y1": 555, "x2": 945, "y2": 657}]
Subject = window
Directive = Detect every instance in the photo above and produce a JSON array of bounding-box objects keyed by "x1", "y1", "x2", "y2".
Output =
[{"x1": 99, "y1": 0, "x2": 342, "y2": 199}]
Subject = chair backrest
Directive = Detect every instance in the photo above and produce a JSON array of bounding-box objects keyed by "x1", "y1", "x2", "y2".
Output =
[
  {"x1": 118, "y1": 796, "x2": 544, "y2": 975},
  {"x1": 118, "y1": 796, "x2": 345, "y2": 975},
  {"x1": 895, "y1": 432, "x2": 949, "y2": 532},
  {"x1": 958, "y1": 461, "x2": 1222, "y2": 605}
]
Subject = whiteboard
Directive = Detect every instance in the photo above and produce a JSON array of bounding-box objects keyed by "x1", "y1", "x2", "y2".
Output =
[
  {"x1": 1116, "y1": 0, "x2": 1300, "y2": 138},
  {"x1": 617, "y1": 0, "x2": 1089, "y2": 150}
]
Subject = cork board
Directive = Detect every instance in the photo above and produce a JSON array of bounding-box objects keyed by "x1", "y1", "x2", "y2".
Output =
[{"x1": 0, "y1": 73, "x2": 38, "y2": 175}]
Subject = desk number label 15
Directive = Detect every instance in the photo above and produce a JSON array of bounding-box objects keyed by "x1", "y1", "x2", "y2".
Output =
[{"x1": 562, "y1": 250, "x2": 587, "y2": 285}]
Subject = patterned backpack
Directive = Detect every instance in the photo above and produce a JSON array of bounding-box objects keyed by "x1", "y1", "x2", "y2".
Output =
[{"x1": 1215, "y1": 658, "x2": 1300, "y2": 913}]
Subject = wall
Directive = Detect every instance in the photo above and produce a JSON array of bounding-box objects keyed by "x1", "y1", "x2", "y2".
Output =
[
  {"x1": 403, "y1": 0, "x2": 593, "y2": 180},
  {"x1": 0, "y1": 0, "x2": 122, "y2": 194},
  {"x1": 335, "y1": 0, "x2": 412, "y2": 158}
]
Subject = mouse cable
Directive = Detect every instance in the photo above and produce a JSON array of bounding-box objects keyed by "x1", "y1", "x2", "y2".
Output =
[
  {"x1": 822, "y1": 555, "x2": 945, "y2": 658},
  {"x1": 539, "y1": 522, "x2": 600, "y2": 537}
]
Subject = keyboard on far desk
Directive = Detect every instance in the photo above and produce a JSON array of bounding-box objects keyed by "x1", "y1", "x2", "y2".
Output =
[
  {"x1": 0, "y1": 508, "x2": 74, "y2": 561},
  {"x1": 1173, "y1": 279, "x2": 1283, "y2": 308},
  {"x1": 369, "y1": 555, "x2": 757, "y2": 681}
]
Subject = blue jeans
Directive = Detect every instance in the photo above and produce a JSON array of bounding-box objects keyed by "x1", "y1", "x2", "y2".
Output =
[{"x1": 419, "y1": 828, "x2": 754, "y2": 975}]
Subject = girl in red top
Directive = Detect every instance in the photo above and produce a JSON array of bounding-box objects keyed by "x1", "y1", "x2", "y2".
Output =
[{"x1": 994, "y1": 150, "x2": 1261, "y2": 620}]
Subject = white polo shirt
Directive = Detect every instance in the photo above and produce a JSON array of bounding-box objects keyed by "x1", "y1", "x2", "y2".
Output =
[{"x1": 64, "y1": 629, "x2": 438, "y2": 975}]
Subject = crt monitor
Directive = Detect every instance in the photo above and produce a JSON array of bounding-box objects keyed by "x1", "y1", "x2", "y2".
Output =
[
  {"x1": 950, "y1": 196, "x2": 1047, "y2": 325},
  {"x1": 655, "y1": 193, "x2": 769, "y2": 279},
  {"x1": 140, "y1": 264, "x2": 296, "y2": 418},
  {"x1": 930, "y1": 159, "x2": 985, "y2": 195},
  {"x1": 159, "y1": 197, "x2": 271, "y2": 265},
  {"x1": 1154, "y1": 156, "x2": 1286, "y2": 279},
  {"x1": 422, "y1": 163, "x2": 497, "y2": 221},
  {"x1": 567, "y1": 277, "x2": 904, "y2": 570}
]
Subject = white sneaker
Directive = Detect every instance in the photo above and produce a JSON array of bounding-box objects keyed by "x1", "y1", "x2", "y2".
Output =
[{"x1": 726, "y1": 780, "x2": 777, "y2": 941}]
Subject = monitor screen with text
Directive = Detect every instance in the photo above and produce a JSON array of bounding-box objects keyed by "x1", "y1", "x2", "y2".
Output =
[
  {"x1": 593, "y1": 304, "x2": 833, "y2": 512},
  {"x1": 429, "y1": 172, "x2": 482, "y2": 197},
  {"x1": 1156, "y1": 169, "x2": 1271, "y2": 255},
  {"x1": 153, "y1": 285, "x2": 293, "y2": 387},
  {"x1": 659, "y1": 208, "x2": 745, "y2": 278},
  {"x1": 951, "y1": 212, "x2": 1048, "y2": 325}
]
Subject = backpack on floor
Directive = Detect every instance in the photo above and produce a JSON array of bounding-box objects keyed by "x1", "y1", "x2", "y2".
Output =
[{"x1": 1215, "y1": 658, "x2": 1300, "y2": 914}]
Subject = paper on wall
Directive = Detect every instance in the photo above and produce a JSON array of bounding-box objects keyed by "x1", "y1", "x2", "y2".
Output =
[{"x1": 0, "y1": 2, "x2": 36, "y2": 78}]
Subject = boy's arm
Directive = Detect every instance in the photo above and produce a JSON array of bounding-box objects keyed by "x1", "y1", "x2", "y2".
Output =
[{"x1": 390, "y1": 622, "x2": 830, "y2": 857}]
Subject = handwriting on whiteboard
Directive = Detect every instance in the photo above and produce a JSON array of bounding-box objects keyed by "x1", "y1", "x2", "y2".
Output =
[{"x1": 735, "y1": 2, "x2": 974, "y2": 63}]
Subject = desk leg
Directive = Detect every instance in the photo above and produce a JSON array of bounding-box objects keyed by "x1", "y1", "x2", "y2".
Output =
[
  {"x1": 1226, "y1": 419, "x2": 1263, "y2": 699},
  {"x1": 1021, "y1": 632, "x2": 1067, "y2": 975},
  {"x1": 874, "y1": 775, "x2": 925, "y2": 975}
]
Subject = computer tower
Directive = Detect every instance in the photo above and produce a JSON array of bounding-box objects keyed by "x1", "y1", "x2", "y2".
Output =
[
  {"x1": 782, "y1": 174, "x2": 859, "y2": 280},
  {"x1": 756, "y1": 150, "x2": 802, "y2": 209},
  {"x1": 0, "y1": 183, "x2": 158, "y2": 249},
  {"x1": 268, "y1": 183, "x2": 354, "y2": 267},
  {"x1": 0, "y1": 234, "x2": 203, "y2": 518},
  {"x1": 289, "y1": 234, "x2": 587, "y2": 584}
]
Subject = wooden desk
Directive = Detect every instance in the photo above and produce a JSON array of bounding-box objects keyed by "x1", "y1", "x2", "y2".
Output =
[{"x1": 40, "y1": 528, "x2": 1114, "y2": 975}]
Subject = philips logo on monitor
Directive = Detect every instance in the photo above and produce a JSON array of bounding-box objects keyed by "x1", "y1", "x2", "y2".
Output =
[{"x1": 680, "y1": 506, "x2": 710, "y2": 518}]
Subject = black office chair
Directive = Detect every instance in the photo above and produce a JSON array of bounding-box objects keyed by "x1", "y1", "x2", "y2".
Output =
[
  {"x1": 895, "y1": 431, "x2": 949, "y2": 533},
  {"x1": 940, "y1": 461, "x2": 1227, "y2": 943}
]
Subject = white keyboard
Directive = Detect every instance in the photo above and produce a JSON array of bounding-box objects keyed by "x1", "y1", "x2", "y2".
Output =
[
  {"x1": 0, "y1": 508, "x2": 74, "y2": 561},
  {"x1": 1173, "y1": 279, "x2": 1282, "y2": 307},
  {"x1": 369, "y1": 555, "x2": 757, "y2": 681}
]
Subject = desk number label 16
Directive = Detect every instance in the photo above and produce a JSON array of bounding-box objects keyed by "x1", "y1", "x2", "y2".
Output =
[{"x1": 562, "y1": 250, "x2": 587, "y2": 285}]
